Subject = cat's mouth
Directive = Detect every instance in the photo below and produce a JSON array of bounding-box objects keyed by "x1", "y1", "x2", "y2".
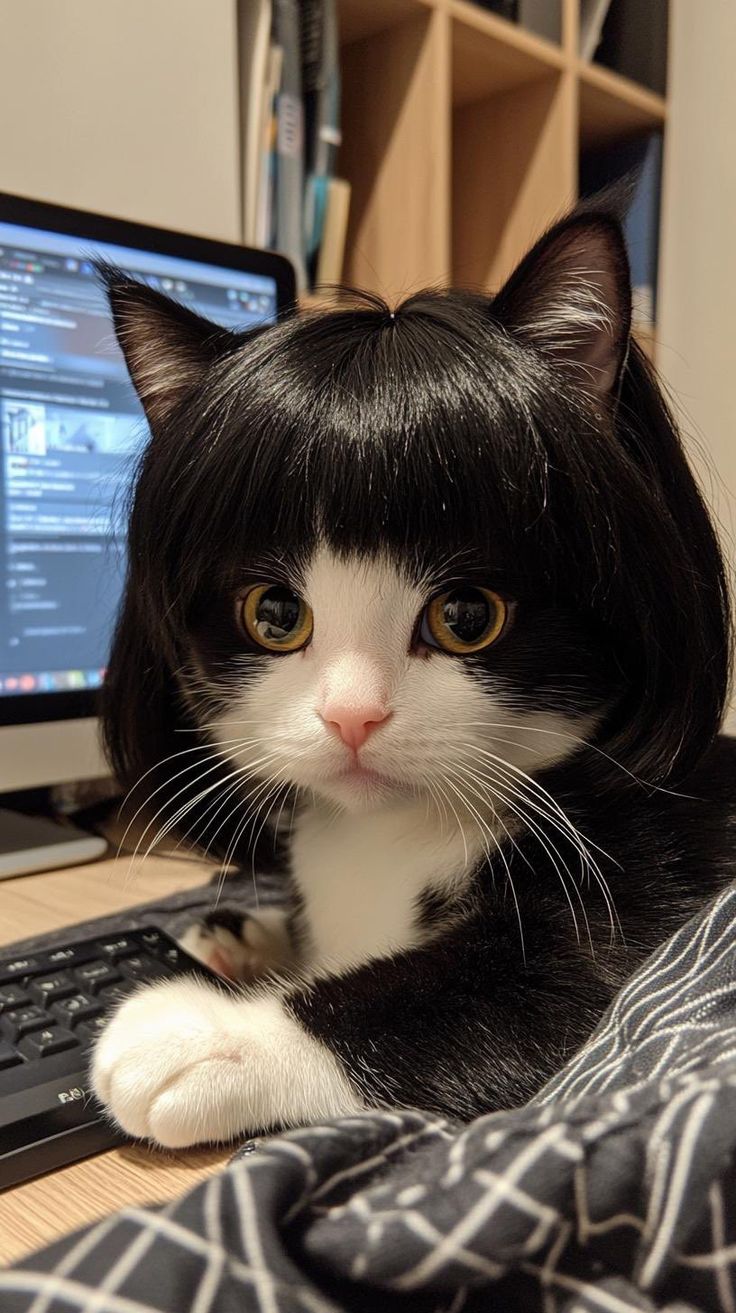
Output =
[
  {"x1": 334, "y1": 764, "x2": 392, "y2": 786},
  {"x1": 329, "y1": 762, "x2": 407, "y2": 797}
]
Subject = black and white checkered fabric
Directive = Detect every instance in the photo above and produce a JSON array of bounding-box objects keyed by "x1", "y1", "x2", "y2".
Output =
[{"x1": 4, "y1": 883, "x2": 736, "y2": 1312}]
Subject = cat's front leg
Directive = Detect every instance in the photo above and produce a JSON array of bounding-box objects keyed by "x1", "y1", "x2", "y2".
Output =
[{"x1": 90, "y1": 977, "x2": 362, "y2": 1147}]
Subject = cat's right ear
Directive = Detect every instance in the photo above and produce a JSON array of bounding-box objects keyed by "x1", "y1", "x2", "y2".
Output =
[{"x1": 97, "y1": 263, "x2": 238, "y2": 430}]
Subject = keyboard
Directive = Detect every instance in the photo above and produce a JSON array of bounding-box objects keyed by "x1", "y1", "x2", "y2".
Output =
[{"x1": 0, "y1": 927, "x2": 220, "y2": 1190}]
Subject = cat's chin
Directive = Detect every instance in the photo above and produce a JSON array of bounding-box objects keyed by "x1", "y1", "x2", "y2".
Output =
[{"x1": 314, "y1": 764, "x2": 412, "y2": 812}]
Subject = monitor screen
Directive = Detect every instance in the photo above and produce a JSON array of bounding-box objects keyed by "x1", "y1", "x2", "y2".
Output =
[{"x1": 0, "y1": 214, "x2": 282, "y2": 706}]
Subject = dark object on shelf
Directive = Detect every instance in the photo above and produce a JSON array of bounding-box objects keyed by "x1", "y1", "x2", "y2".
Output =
[
  {"x1": 580, "y1": 132, "x2": 663, "y2": 326},
  {"x1": 472, "y1": 0, "x2": 562, "y2": 43},
  {"x1": 472, "y1": 1, "x2": 519, "y2": 20},
  {"x1": 596, "y1": 0, "x2": 668, "y2": 95},
  {"x1": 519, "y1": 0, "x2": 561, "y2": 43},
  {"x1": 0, "y1": 927, "x2": 223, "y2": 1190}
]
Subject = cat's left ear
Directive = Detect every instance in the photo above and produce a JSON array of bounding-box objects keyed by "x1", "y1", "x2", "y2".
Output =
[
  {"x1": 491, "y1": 213, "x2": 632, "y2": 401},
  {"x1": 97, "y1": 264, "x2": 239, "y2": 430}
]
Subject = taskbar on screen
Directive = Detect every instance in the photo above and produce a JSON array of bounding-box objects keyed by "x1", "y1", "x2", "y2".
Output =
[{"x1": 0, "y1": 668, "x2": 105, "y2": 696}]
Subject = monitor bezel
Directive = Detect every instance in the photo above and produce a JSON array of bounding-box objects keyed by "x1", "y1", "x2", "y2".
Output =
[{"x1": 0, "y1": 189, "x2": 297, "y2": 730}]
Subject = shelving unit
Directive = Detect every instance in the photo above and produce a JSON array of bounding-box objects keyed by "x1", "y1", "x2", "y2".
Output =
[{"x1": 335, "y1": 0, "x2": 667, "y2": 334}]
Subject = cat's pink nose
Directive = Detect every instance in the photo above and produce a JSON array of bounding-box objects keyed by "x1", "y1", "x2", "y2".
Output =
[{"x1": 321, "y1": 704, "x2": 391, "y2": 751}]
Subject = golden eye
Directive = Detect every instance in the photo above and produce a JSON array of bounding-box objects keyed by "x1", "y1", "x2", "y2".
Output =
[
  {"x1": 241, "y1": 584, "x2": 313, "y2": 653},
  {"x1": 420, "y1": 587, "x2": 508, "y2": 654}
]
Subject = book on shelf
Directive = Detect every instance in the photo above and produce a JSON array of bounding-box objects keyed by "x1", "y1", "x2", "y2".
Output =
[
  {"x1": 466, "y1": 1, "x2": 561, "y2": 43},
  {"x1": 580, "y1": 132, "x2": 663, "y2": 328},
  {"x1": 579, "y1": 0, "x2": 612, "y2": 62},
  {"x1": 595, "y1": 0, "x2": 668, "y2": 95},
  {"x1": 239, "y1": 0, "x2": 344, "y2": 293},
  {"x1": 517, "y1": 1, "x2": 560, "y2": 44},
  {"x1": 272, "y1": 0, "x2": 307, "y2": 291},
  {"x1": 302, "y1": 0, "x2": 341, "y2": 289}
]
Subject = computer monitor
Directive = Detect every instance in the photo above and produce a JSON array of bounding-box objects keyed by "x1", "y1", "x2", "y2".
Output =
[{"x1": 0, "y1": 192, "x2": 295, "y2": 867}]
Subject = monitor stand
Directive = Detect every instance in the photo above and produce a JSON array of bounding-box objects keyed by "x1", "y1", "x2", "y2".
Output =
[{"x1": 0, "y1": 808, "x2": 108, "y2": 880}]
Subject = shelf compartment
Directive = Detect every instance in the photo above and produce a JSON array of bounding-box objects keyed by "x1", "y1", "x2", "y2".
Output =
[
  {"x1": 451, "y1": 0, "x2": 564, "y2": 106},
  {"x1": 337, "y1": 0, "x2": 437, "y2": 47},
  {"x1": 452, "y1": 70, "x2": 576, "y2": 291},
  {"x1": 578, "y1": 61, "x2": 667, "y2": 148},
  {"x1": 339, "y1": 8, "x2": 450, "y2": 298}
]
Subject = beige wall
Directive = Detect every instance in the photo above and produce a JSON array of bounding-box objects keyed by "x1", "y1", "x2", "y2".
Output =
[
  {"x1": 658, "y1": 0, "x2": 736, "y2": 725},
  {"x1": 0, "y1": 0, "x2": 241, "y2": 242}
]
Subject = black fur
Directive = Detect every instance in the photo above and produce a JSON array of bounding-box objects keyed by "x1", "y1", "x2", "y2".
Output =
[
  {"x1": 288, "y1": 739, "x2": 736, "y2": 1117},
  {"x1": 99, "y1": 210, "x2": 735, "y2": 1119}
]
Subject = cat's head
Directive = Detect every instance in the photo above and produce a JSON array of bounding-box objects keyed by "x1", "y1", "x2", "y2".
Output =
[{"x1": 102, "y1": 213, "x2": 730, "y2": 842}]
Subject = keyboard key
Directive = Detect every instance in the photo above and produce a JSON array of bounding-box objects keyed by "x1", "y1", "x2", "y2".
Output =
[
  {"x1": 0, "y1": 1040, "x2": 22, "y2": 1070},
  {"x1": 50, "y1": 992, "x2": 101, "y2": 1026},
  {"x1": 0, "y1": 983, "x2": 32, "y2": 1012},
  {"x1": 97, "y1": 936, "x2": 137, "y2": 960},
  {"x1": 46, "y1": 945, "x2": 83, "y2": 967},
  {"x1": 44, "y1": 942, "x2": 99, "y2": 970},
  {"x1": 76, "y1": 1014, "x2": 109, "y2": 1045},
  {"x1": 74, "y1": 960, "x2": 120, "y2": 994},
  {"x1": 18, "y1": 1026, "x2": 78, "y2": 1060},
  {"x1": 118, "y1": 953, "x2": 168, "y2": 981},
  {"x1": 143, "y1": 936, "x2": 185, "y2": 969},
  {"x1": 0, "y1": 956, "x2": 40, "y2": 982},
  {"x1": 29, "y1": 971, "x2": 77, "y2": 1004},
  {"x1": 157, "y1": 945, "x2": 184, "y2": 969},
  {"x1": 1, "y1": 1005, "x2": 49, "y2": 1041},
  {"x1": 140, "y1": 930, "x2": 163, "y2": 950},
  {"x1": 98, "y1": 982, "x2": 135, "y2": 1008}
]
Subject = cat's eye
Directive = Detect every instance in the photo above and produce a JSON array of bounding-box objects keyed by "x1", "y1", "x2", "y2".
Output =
[
  {"x1": 420, "y1": 586, "x2": 508, "y2": 654},
  {"x1": 240, "y1": 584, "x2": 313, "y2": 653}
]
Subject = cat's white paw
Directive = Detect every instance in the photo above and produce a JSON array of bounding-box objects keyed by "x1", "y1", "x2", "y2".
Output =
[
  {"x1": 90, "y1": 978, "x2": 255, "y2": 1146},
  {"x1": 90, "y1": 976, "x2": 362, "y2": 1148}
]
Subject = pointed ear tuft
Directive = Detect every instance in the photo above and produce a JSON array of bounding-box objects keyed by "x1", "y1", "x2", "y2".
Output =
[
  {"x1": 491, "y1": 214, "x2": 632, "y2": 401},
  {"x1": 96, "y1": 262, "x2": 238, "y2": 429}
]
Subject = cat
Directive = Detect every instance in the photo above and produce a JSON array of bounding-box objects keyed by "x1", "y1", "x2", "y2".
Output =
[{"x1": 91, "y1": 210, "x2": 735, "y2": 1148}]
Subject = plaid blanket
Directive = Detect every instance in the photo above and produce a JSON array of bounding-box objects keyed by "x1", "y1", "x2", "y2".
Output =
[{"x1": 3, "y1": 883, "x2": 736, "y2": 1313}]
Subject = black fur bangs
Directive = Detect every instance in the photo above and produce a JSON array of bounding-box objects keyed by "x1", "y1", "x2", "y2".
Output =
[
  {"x1": 148, "y1": 293, "x2": 557, "y2": 576},
  {"x1": 101, "y1": 213, "x2": 731, "y2": 800},
  {"x1": 112, "y1": 290, "x2": 646, "y2": 607}
]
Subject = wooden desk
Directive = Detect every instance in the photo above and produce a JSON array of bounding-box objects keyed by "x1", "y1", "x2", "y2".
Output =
[{"x1": 0, "y1": 855, "x2": 231, "y2": 1266}]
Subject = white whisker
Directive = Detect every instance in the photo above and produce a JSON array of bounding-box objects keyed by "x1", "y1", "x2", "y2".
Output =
[
  {"x1": 460, "y1": 750, "x2": 620, "y2": 948},
  {"x1": 441, "y1": 763, "x2": 527, "y2": 960},
  {"x1": 451, "y1": 758, "x2": 591, "y2": 952}
]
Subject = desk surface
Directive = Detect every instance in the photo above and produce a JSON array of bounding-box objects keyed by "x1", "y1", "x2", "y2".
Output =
[{"x1": 0, "y1": 855, "x2": 231, "y2": 1266}]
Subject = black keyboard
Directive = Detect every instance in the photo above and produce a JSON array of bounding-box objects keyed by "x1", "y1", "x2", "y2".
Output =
[{"x1": 0, "y1": 927, "x2": 220, "y2": 1190}]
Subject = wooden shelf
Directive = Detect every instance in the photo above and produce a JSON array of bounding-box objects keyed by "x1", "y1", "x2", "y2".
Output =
[
  {"x1": 334, "y1": 0, "x2": 669, "y2": 358},
  {"x1": 339, "y1": 6, "x2": 450, "y2": 296},
  {"x1": 451, "y1": 0, "x2": 564, "y2": 105},
  {"x1": 578, "y1": 61, "x2": 667, "y2": 148}
]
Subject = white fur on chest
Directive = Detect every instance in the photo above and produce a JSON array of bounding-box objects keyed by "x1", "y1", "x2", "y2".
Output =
[{"x1": 290, "y1": 803, "x2": 482, "y2": 973}]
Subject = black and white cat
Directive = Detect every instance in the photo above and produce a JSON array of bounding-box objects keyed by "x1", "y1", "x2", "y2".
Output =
[{"x1": 91, "y1": 212, "x2": 735, "y2": 1148}]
